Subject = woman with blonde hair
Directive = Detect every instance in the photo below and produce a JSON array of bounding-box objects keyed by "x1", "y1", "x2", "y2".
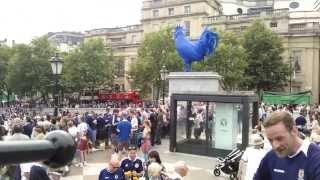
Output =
[{"x1": 141, "y1": 120, "x2": 152, "y2": 161}]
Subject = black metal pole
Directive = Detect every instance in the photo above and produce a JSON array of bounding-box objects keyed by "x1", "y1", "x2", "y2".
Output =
[
  {"x1": 186, "y1": 101, "x2": 192, "y2": 139},
  {"x1": 162, "y1": 80, "x2": 165, "y2": 105},
  {"x1": 54, "y1": 75, "x2": 59, "y2": 117},
  {"x1": 0, "y1": 130, "x2": 76, "y2": 168},
  {"x1": 289, "y1": 58, "x2": 292, "y2": 93}
]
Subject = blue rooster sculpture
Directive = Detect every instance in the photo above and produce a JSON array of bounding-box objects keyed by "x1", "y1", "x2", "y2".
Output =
[{"x1": 174, "y1": 26, "x2": 219, "y2": 72}]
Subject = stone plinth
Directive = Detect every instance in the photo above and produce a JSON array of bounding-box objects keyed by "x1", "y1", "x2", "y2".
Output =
[{"x1": 167, "y1": 72, "x2": 221, "y2": 97}]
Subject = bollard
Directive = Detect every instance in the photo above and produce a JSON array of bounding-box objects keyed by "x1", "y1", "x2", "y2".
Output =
[{"x1": 0, "y1": 130, "x2": 76, "y2": 168}]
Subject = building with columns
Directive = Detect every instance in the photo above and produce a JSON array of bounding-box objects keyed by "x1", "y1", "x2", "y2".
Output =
[
  {"x1": 203, "y1": 8, "x2": 320, "y2": 102},
  {"x1": 141, "y1": 0, "x2": 222, "y2": 37},
  {"x1": 84, "y1": 25, "x2": 143, "y2": 91},
  {"x1": 83, "y1": 0, "x2": 320, "y2": 102},
  {"x1": 84, "y1": 0, "x2": 222, "y2": 91}
]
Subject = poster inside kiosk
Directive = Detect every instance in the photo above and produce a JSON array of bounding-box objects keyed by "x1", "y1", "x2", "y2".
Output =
[{"x1": 214, "y1": 103, "x2": 239, "y2": 150}]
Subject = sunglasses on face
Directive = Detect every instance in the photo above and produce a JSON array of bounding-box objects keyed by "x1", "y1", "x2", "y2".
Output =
[{"x1": 128, "y1": 146, "x2": 137, "y2": 150}]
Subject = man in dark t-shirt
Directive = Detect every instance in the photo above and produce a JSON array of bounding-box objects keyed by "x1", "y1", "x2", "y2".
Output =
[
  {"x1": 295, "y1": 112, "x2": 307, "y2": 131},
  {"x1": 254, "y1": 112, "x2": 320, "y2": 180},
  {"x1": 99, "y1": 156, "x2": 125, "y2": 180},
  {"x1": 120, "y1": 146, "x2": 143, "y2": 179}
]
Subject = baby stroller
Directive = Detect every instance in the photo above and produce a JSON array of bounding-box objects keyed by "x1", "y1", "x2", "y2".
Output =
[{"x1": 213, "y1": 148, "x2": 243, "y2": 180}]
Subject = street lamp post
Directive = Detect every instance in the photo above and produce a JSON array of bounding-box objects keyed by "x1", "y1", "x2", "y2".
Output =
[
  {"x1": 160, "y1": 65, "x2": 169, "y2": 105},
  {"x1": 50, "y1": 53, "x2": 63, "y2": 117},
  {"x1": 289, "y1": 56, "x2": 294, "y2": 93}
]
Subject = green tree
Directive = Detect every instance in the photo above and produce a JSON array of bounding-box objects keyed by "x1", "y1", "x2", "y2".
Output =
[
  {"x1": 6, "y1": 44, "x2": 35, "y2": 97},
  {"x1": 63, "y1": 38, "x2": 114, "y2": 101},
  {"x1": 30, "y1": 36, "x2": 56, "y2": 102},
  {"x1": 6, "y1": 37, "x2": 56, "y2": 103},
  {"x1": 0, "y1": 45, "x2": 12, "y2": 102},
  {"x1": 193, "y1": 31, "x2": 248, "y2": 90},
  {"x1": 129, "y1": 27, "x2": 182, "y2": 99},
  {"x1": 242, "y1": 20, "x2": 290, "y2": 91}
]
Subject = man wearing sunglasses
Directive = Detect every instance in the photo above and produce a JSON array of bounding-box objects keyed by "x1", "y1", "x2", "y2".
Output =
[
  {"x1": 99, "y1": 155, "x2": 125, "y2": 180},
  {"x1": 120, "y1": 146, "x2": 143, "y2": 180}
]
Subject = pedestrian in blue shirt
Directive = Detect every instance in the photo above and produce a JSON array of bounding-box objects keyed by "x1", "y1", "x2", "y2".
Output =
[
  {"x1": 117, "y1": 111, "x2": 132, "y2": 153},
  {"x1": 99, "y1": 155, "x2": 125, "y2": 180},
  {"x1": 295, "y1": 111, "x2": 307, "y2": 132},
  {"x1": 254, "y1": 111, "x2": 320, "y2": 180}
]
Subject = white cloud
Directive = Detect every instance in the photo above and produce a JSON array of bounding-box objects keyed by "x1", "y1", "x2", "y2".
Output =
[{"x1": 0, "y1": 0, "x2": 142, "y2": 43}]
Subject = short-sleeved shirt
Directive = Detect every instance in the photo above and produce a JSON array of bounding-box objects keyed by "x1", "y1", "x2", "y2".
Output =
[
  {"x1": 98, "y1": 168, "x2": 125, "y2": 180},
  {"x1": 120, "y1": 157, "x2": 143, "y2": 173},
  {"x1": 254, "y1": 141, "x2": 320, "y2": 180},
  {"x1": 295, "y1": 116, "x2": 307, "y2": 127},
  {"x1": 117, "y1": 120, "x2": 132, "y2": 142}
]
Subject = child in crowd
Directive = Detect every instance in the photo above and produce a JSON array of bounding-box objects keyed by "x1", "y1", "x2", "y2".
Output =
[{"x1": 78, "y1": 131, "x2": 89, "y2": 167}]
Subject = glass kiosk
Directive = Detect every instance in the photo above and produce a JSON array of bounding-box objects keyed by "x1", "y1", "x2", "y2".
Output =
[{"x1": 169, "y1": 92, "x2": 259, "y2": 157}]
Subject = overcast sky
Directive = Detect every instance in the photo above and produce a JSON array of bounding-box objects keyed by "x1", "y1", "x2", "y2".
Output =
[
  {"x1": 0, "y1": 0, "x2": 143, "y2": 43},
  {"x1": 0, "y1": 0, "x2": 317, "y2": 44}
]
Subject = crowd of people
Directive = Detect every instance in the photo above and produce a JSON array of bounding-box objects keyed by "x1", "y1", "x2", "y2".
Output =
[
  {"x1": 0, "y1": 104, "x2": 189, "y2": 180},
  {"x1": 5, "y1": 102, "x2": 320, "y2": 180}
]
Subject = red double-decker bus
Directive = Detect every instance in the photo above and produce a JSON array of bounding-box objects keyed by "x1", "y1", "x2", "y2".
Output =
[{"x1": 96, "y1": 90, "x2": 143, "y2": 104}]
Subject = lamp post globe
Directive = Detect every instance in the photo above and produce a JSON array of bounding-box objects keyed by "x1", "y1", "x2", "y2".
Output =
[{"x1": 50, "y1": 53, "x2": 63, "y2": 117}]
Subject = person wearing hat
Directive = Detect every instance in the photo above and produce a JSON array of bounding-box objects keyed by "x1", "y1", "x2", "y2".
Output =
[
  {"x1": 120, "y1": 146, "x2": 143, "y2": 180},
  {"x1": 238, "y1": 134, "x2": 267, "y2": 180}
]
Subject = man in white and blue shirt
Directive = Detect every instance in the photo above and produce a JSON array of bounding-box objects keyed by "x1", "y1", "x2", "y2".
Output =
[{"x1": 254, "y1": 111, "x2": 320, "y2": 180}]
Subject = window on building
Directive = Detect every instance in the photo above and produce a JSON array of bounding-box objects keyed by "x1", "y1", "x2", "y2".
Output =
[
  {"x1": 110, "y1": 38, "x2": 122, "y2": 42},
  {"x1": 184, "y1": 5, "x2": 191, "y2": 14},
  {"x1": 168, "y1": 8, "x2": 174, "y2": 16},
  {"x1": 167, "y1": 22, "x2": 174, "y2": 27},
  {"x1": 152, "y1": 24, "x2": 159, "y2": 30},
  {"x1": 153, "y1": 9, "x2": 159, "y2": 17},
  {"x1": 289, "y1": 23, "x2": 306, "y2": 30},
  {"x1": 115, "y1": 58, "x2": 125, "y2": 78},
  {"x1": 131, "y1": 35, "x2": 137, "y2": 43},
  {"x1": 291, "y1": 50, "x2": 302, "y2": 75},
  {"x1": 270, "y1": 22, "x2": 277, "y2": 28},
  {"x1": 240, "y1": 26, "x2": 247, "y2": 31},
  {"x1": 184, "y1": 21, "x2": 191, "y2": 36}
]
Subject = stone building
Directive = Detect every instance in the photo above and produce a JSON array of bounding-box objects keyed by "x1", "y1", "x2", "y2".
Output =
[
  {"x1": 141, "y1": 0, "x2": 222, "y2": 37},
  {"x1": 85, "y1": 25, "x2": 143, "y2": 91},
  {"x1": 85, "y1": 0, "x2": 221, "y2": 91},
  {"x1": 83, "y1": 0, "x2": 320, "y2": 102},
  {"x1": 47, "y1": 31, "x2": 84, "y2": 52},
  {"x1": 203, "y1": 8, "x2": 320, "y2": 102}
]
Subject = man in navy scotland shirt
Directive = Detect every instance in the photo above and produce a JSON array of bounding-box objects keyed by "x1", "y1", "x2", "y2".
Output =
[
  {"x1": 254, "y1": 111, "x2": 320, "y2": 180},
  {"x1": 99, "y1": 155, "x2": 125, "y2": 180},
  {"x1": 120, "y1": 146, "x2": 143, "y2": 179}
]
